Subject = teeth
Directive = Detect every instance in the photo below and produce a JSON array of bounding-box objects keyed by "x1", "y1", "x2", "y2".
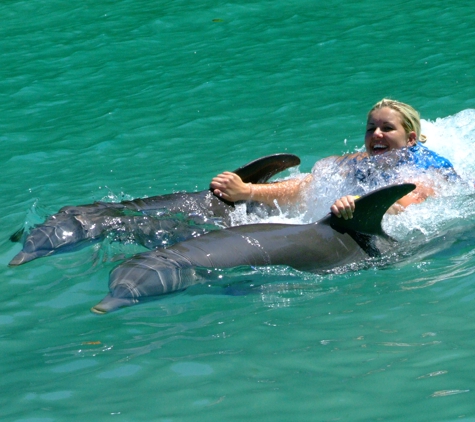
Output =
[{"x1": 373, "y1": 145, "x2": 387, "y2": 149}]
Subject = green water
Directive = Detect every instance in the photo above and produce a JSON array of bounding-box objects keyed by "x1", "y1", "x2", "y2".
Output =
[{"x1": 2, "y1": 0, "x2": 475, "y2": 421}]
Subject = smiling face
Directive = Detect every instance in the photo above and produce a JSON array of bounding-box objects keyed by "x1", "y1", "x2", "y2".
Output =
[{"x1": 365, "y1": 107, "x2": 417, "y2": 156}]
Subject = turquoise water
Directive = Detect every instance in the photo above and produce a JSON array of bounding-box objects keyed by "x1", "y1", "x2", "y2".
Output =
[{"x1": 2, "y1": 0, "x2": 475, "y2": 421}]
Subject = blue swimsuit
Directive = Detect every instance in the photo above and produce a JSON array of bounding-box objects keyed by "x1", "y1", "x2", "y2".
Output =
[
  {"x1": 353, "y1": 142, "x2": 457, "y2": 185},
  {"x1": 406, "y1": 142, "x2": 454, "y2": 172}
]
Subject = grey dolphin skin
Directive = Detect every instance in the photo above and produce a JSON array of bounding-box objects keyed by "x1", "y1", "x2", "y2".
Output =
[
  {"x1": 9, "y1": 154, "x2": 300, "y2": 266},
  {"x1": 92, "y1": 183, "x2": 416, "y2": 314}
]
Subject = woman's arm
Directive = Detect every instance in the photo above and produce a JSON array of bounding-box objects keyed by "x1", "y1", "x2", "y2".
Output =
[
  {"x1": 210, "y1": 172, "x2": 312, "y2": 206},
  {"x1": 331, "y1": 182, "x2": 435, "y2": 219},
  {"x1": 386, "y1": 182, "x2": 435, "y2": 214}
]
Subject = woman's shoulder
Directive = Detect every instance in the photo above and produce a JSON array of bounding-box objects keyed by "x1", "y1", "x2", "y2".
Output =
[
  {"x1": 311, "y1": 152, "x2": 368, "y2": 172},
  {"x1": 334, "y1": 152, "x2": 368, "y2": 163},
  {"x1": 311, "y1": 152, "x2": 371, "y2": 185}
]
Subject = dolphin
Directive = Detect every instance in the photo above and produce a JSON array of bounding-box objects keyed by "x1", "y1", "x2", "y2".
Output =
[
  {"x1": 9, "y1": 154, "x2": 300, "y2": 266},
  {"x1": 91, "y1": 183, "x2": 416, "y2": 313}
]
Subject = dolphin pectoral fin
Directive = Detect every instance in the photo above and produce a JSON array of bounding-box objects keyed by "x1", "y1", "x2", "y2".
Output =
[
  {"x1": 91, "y1": 295, "x2": 137, "y2": 314},
  {"x1": 233, "y1": 153, "x2": 301, "y2": 184},
  {"x1": 10, "y1": 227, "x2": 25, "y2": 243}
]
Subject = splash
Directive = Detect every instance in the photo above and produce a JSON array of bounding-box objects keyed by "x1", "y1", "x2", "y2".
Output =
[
  {"x1": 229, "y1": 109, "x2": 475, "y2": 245},
  {"x1": 421, "y1": 109, "x2": 475, "y2": 180},
  {"x1": 383, "y1": 109, "x2": 475, "y2": 246}
]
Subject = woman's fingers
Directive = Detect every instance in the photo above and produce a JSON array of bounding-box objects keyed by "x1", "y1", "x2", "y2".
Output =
[
  {"x1": 210, "y1": 172, "x2": 246, "y2": 201},
  {"x1": 331, "y1": 195, "x2": 357, "y2": 220}
]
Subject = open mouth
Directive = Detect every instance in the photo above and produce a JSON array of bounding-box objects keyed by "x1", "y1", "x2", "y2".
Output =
[{"x1": 371, "y1": 144, "x2": 388, "y2": 155}]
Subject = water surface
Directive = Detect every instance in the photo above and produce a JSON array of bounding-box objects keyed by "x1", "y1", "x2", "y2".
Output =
[{"x1": 2, "y1": 1, "x2": 475, "y2": 421}]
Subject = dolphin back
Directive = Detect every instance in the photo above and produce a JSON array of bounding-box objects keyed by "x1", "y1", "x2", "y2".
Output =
[
  {"x1": 92, "y1": 183, "x2": 416, "y2": 313},
  {"x1": 9, "y1": 154, "x2": 300, "y2": 266}
]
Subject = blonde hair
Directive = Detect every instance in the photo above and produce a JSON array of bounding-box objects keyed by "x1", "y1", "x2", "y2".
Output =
[{"x1": 369, "y1": 99, "x2": 426, "y2": 142}]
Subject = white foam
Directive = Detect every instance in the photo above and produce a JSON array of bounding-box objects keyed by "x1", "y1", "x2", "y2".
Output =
[
  {"x1": 421, "y1": 109, "x2": 475, "y2": 180},
  {"x1": 230, "y1": 109, "x2": 475, "y2": 239}
]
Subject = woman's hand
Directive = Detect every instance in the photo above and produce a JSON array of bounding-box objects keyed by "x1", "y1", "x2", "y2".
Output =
[
  {"x1": 331, "y1": 195, "x2": 358, "y2": 219},
  {"x1": 330, "y1": 182, "x2": 435, "y2": 219},
  {"x1": 210, "y1": 172, "x2": 251, "y2": 202}
]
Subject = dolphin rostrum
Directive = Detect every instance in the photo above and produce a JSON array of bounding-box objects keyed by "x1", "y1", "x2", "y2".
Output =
[
  {"x1": 9, "y1": 154, "x2": 300, "y2": 266},
  {"x1": 91, "y1": 183, "x2": 416, "y2": 313}
]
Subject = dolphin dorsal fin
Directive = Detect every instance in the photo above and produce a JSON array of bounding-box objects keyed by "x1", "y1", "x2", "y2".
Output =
[
  {"x1": 233, "y1": 153, "x2": 301, "y2": 184},
  {"x1": 329, "y1": 183, "x2": 416, "y2": 236},
  {"x1": 320, "y1": 183, "x2": 416, "y2": 237},
  {"x1": 317, "y1": 183, "x2": 415, "y2": 257}
]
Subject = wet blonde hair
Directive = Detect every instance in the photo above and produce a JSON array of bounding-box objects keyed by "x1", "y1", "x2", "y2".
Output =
[{"x1": 368, "y1": 99, "x2": 426, "y2": 142}]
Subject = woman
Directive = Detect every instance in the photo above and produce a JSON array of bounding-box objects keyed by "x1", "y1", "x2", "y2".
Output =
[{"x1": 210, "y1": 99, "x2": 456, "y2": 219}]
